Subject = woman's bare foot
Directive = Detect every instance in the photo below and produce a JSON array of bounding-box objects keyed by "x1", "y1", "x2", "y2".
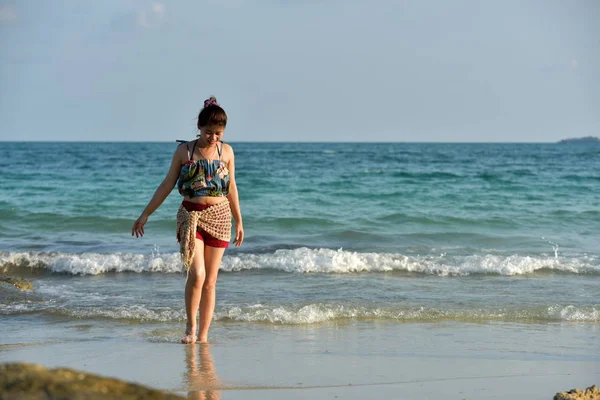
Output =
[
  {"x1": 181, "y1": 325, "x2": 197, "y2": 344},
  {"x1": 197, "y1": 335, "x2": 208, "y2": 344}
]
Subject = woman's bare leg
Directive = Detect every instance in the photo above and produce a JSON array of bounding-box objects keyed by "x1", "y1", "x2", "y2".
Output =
[
  {"x1": 183, "y1": 238, "x2": 206, "y2": 344},
  {"x1": 198, "y1": 245, "x2": 226, "y2": 343}
]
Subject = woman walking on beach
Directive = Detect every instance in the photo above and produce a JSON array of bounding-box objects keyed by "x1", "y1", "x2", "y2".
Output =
[{"x1": 131, "y1": 96, "x2": 244, "y2": 344}]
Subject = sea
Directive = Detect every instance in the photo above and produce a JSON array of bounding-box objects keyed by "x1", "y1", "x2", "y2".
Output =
[{"x1": 1, "y1": 141, "x2": 599, "y2": 344}]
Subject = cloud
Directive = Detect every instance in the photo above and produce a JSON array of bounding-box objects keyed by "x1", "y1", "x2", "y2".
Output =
[
  {"x1": 0, "y1": 6, "x2": 16, "y2": 22},
  {"x1": 570, "y1": 59, "x2": 578, "y2": 69},
  {"x1": 137, "y1": 3, "x2": 165, "y2": 28}
]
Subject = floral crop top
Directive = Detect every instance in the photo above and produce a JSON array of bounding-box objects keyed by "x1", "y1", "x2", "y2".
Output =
[{"x1": 177, "y1": 140, "x2": 230, "y2": 198}]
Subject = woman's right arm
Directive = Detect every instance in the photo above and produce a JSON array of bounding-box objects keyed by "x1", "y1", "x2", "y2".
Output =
[{"x1": 132, "y1": 145, "x2": 186, "y2": 238}]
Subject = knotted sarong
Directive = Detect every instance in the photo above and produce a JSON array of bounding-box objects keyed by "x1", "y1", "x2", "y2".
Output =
[{"x1": 176, "y1": 200, "x2": 232, "y2": 270}]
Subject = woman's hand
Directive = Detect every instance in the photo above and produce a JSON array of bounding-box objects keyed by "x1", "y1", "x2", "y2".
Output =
[
  {"x1": 233, "y1": 223, "x2": 244, "y2": 247},
  {"x1": 132, "y1": 214, "x2": 148, "y2": 238}
]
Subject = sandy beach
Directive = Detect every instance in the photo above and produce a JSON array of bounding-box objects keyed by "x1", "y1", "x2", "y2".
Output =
[{"x1": 1, "y1": 317, "x2": 598, "y2": 399}]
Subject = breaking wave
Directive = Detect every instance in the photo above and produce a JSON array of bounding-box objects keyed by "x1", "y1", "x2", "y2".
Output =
[
  {"x1": 15, "y1": 303, "x2": 599, "y2": 324},
  {"x1": 1, "y1": 248, "x2": 598, "y2": 276}
]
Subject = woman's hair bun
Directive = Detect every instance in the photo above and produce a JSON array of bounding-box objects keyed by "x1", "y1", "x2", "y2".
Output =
[{"x1": 197, "y1": 96, "x2": 227, "y2": 128}]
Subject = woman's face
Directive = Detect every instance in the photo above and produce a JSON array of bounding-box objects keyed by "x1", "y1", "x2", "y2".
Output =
[{"x1": 199, "y1": 124, "x2": 225, "y2": 145}]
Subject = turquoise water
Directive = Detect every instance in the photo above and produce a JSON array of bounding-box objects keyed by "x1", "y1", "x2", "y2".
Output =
[{"x1": 1, "y1": 142, "x2": 599, "y2": 330}]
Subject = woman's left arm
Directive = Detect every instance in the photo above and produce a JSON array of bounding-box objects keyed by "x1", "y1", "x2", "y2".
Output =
[{"x1": 226, "y1": 145, "x2": 244, "y2": 247}]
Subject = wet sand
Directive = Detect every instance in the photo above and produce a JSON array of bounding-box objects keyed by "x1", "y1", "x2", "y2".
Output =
[{"x1": 0, "y1": 320, "x2": 598, "y2": 399}]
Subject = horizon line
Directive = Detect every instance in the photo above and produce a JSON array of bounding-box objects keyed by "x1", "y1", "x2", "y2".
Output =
[{"x1": 0, "y1": 140, "x2": 587, "y2": 144}]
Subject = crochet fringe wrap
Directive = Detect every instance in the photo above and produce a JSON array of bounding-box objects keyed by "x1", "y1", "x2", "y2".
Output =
[{"x1": 176, "y1": 200, "x2": 232, "y2": 270}]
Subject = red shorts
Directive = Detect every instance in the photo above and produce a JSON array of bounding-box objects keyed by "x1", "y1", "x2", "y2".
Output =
[{"x1": 180, "y1": 201, "x2": 230, "y2": 248}]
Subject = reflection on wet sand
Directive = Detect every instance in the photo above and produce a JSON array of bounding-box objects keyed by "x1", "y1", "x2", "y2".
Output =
[{"x1": 184, "y1": 344, "x2": 221, "y2": 400}]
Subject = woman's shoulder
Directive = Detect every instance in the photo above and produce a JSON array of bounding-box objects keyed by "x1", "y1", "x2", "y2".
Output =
[
  {"x1": 220, "y1": 141, "x2": 234, "y2": 154},
  {"x1": 220, "y1": 141, "x2": 235, "y2": 164},
  {"x1": 174, "y1": 140, "x2": 193, "y2": 160},
  {"x1": 175, "y1": 140, "x2": 189, "y2": 151}
]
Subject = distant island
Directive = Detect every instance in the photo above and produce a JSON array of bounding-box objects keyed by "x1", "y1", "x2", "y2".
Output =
[{"x1": 558, "y1": 136, "x2": 600, "y2": 144}]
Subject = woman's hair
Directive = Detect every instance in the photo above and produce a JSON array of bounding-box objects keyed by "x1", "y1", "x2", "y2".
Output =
[{"x1": 197, "y1": 96, "x2": 227, "y2": 129}]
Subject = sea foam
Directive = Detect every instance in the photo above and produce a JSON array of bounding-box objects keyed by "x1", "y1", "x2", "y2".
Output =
[
  {"x1": 1, "y1": 248, "x2": 598, "y2": 276},
  {"x1": 32, "y1": 303, "x2": 600, "y2": 324}
]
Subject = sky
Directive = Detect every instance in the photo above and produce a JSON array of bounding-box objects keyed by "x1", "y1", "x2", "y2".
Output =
[{"x1": 0, "y1": 0, "x2": 598, "y2": 142}]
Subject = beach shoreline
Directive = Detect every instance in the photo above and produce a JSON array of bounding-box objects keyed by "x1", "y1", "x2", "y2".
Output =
[{"x1": 1, "y1": 319, "x2": 597, "y2": 399}]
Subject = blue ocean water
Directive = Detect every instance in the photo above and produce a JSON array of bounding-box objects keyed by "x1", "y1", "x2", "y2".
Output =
[{"x1": 1, "y1": 142, "x2": 599, "y2": 328}]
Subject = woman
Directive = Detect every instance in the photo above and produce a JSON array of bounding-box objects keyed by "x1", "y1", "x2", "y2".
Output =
[{"x1": 132, "y1": 96, "x2": 244, "y2": 344}]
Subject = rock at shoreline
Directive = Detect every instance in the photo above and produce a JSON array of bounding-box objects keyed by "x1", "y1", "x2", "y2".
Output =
[
  {"x1": 558, "y1": 136, "x2": 600, "y2": 144},
  {"x1": 554, "y1": 384, "x2": 600, "y2": 400},
  {"x1": 0, "y1": 363, "x2": 185, "y2": 400},
  {"x1": 0, "y1": 276, "x2": 33, "y2": 291}
]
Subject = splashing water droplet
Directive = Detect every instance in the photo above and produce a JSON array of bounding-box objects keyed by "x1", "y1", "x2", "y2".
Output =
[{"x1": 541, "y1": 237, "x2": 559, "y2": 258}]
